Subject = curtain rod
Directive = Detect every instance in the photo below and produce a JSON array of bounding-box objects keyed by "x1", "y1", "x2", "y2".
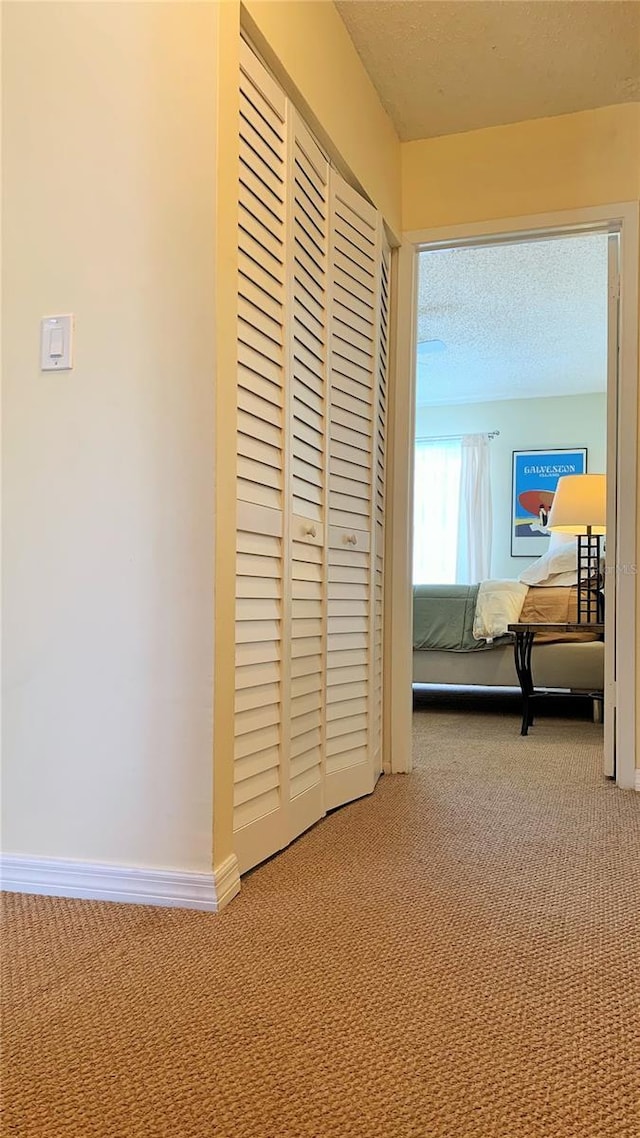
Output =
[{"x1": 416, "y1": 430, "x2": 500, "y2": 443}]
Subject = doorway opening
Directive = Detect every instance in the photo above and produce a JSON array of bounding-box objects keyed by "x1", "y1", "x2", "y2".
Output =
[
  {"x1": 386, "y1": 204, "x2": 638, "y2": 790},
  {"x1": 412, "y1": 231, "x2": 610, "y2": 760}
]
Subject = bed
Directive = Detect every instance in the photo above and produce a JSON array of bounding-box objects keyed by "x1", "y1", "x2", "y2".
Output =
[{"x1": 412, "y1": 581, "x2": 605, "y2": 692}]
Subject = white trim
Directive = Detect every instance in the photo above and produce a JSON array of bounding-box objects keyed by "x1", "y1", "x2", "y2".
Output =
[
  {"x1": 612, "y1": 205, "x2": 639, "y2": 789},
  {"x1": 213, "y1": 853, "x2": 241, "y2": 909},
  {"x1": 403, "y1": 202, "x2": 639, "y2": 248},
  {"x1": 393, "y1": 202, "x2": 638, "y2": 790},
  {"x1": 384, "y1": 243, "x2": 417, "y2": 773},
  {"x1": 603, "y1": 234, "x2": 619, "y2": 777},
  {"x1": 634, "y1": 771, "x2": 640, "y2": 793},
  {"x1": 0, "y1": 854, "x2": 241, "y2": 912}
]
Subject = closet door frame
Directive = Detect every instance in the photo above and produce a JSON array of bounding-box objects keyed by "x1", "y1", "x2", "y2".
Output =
[{"x1": 372, "y1": 231, "x2": 391, "y2": 779}]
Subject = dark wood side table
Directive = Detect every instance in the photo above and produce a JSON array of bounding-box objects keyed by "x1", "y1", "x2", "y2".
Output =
[{"x1": 507, "y1": 622, "x2": 604, "y2": 736}]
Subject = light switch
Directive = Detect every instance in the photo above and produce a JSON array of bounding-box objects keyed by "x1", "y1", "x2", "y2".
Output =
[
  {"x1": 49, "y1": 326, "x2": 64, "y2": 358},
  {"x1": 41, "y1": 314, "x2": 73, "y2": 371}
]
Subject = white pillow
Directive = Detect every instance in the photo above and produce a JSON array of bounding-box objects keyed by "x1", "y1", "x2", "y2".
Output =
[
  {"x1": 518, "y1": 534, "x2": 578, "y2": 587},
  {"x1": 473, "y1": 579, "x2": 529, "y2": 641}
]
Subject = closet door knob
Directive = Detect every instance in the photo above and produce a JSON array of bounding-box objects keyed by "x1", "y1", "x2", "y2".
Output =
[
  {"x1": 304, "y1": 525, "x2": 317, "y2": 539},
  {"x1": 344, "y1": 533, "x2": 357, "y2": 545}
]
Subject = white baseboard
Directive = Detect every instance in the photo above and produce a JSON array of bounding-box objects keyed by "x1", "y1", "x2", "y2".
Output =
[
  {"x1": 635, "y1": 770, "x2": 640, "y2": 793},
  {"x1": 213, "y1": 853, "x2": 241, "y2": 909},
  {"x1": 1, "y1": 852, "x2": 241, "y2": 912}
]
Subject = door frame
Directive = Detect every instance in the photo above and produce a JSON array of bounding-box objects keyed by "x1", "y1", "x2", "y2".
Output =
[{"x1": 386, "y1": 202, "x2": 639, "y2": 790}]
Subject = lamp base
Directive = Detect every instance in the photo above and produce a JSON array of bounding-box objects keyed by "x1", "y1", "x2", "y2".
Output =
[{"x1": 577, "y1": 533, "x2": 603, "y2": 623}]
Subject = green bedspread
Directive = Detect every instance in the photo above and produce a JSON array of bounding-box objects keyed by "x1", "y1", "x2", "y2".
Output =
[{"x1": 413, "y1": 584, "x2": 493, "y2": 652}]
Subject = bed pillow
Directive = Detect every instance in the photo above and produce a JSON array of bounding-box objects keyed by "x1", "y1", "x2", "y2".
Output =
[
  {"x1": 472, "y1": 579, "x2": 529, "y2": 642},
  {"x1": 518, "y1": 534, "x2": 578, "y2": 587}
]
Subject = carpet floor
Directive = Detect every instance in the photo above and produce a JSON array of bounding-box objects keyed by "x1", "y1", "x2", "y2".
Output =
[{"x1": 3, "y1": 697, "x2": 640, "y2": 1137}]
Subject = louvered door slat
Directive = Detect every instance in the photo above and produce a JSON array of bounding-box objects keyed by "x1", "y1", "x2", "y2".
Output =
[
  {"x1": 331, "y1": 405, "x2": 371, "y2": 435},
  {"x1": 238, "y1": 344, "x2": 282, "y2": 390},
  {"x1": 291, "y1": 375, "x2": 323, "y2": 415},
  {"x1": 331, "y1": 422, "x2": 371, "y2": 454},
  {"x1": 333, "y1": 220, "x2": 376, "y2": 268},
  {"x1": 334, "y1": 203, "x2": 376, "y2": 246},
  {"x1": 235, "y1": 681, "x2": 280, "y2": 713},
  {"x1": 294, "y1": 261, "x2": 327, "y2": 316},
  {"x1": 239, "y1": 206, "x2": 285, "y2": 268},
  {"x1": 238, "y1": 299, "x2": 283, "y2": 347},
  {"x1": 239, "y1": 110, "x2": 283, "y2": 172},
  {"x1": 331, "y1": 475, "x2": 370, "y2": 501},
  {"x1": 239, "y1": 271, "x2": 282, "y2": 319},
  {"x1": 239, "y1": 160, "x2": 283, "y2": 215},
  {"x1": 329, "y1": 564, "x2": 369, "y2": 584},
  {"x1": 294, "y1": 286, "x2": 324, "y2": 338},
  {"x1": 238, "y1": 391, "x2": 280, "y2": 431},
  {"x1": 327, "y1": 368, "x2": 372, "y2": 405},
  {"x1": 238, "y1": 256, "x2": 284, "y2": 308},
  {"x1": 331, "y1": 385, "x2": 373, "y2": 419},
  {"x1": 292, "y1": 635, "x2": 322, "y2": 657},
  {"x1": 333, "y1": 256, "x2": 375, "y2": 302},
  {"x1": 294, "y1": 302, "x2": 324, "y2": 345},
  {"x1": 295, "y1": 215, "x2": 324, "y2": 260},
  {"x1": 293, "y1": 419, "x2": 323, "y2": 452},
  {"x1": 238, "y1": 227, "x2": 284, "y2": 282},
  {"x1": 329, "y1": 696, "x2": 368, "y2": 720},
  {"x1": 334, "y1": 282, "x2": 375, "y2": 325}
]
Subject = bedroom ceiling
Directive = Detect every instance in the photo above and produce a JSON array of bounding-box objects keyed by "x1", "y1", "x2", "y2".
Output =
[
  {"x1": 415, "y1": 233, "x2": 609, "y2": 407},
  {"x1": 334, "y1": 1, "x2": 640, "y2": 140}
]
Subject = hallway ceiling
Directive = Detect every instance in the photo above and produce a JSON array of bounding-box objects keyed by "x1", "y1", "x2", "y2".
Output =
[
  {"x1": 415, "y1": 233, "x2": 609, "y2": 406},
  {"x1": 335, "y1": 1, "x2": 640, "y2": 140}
]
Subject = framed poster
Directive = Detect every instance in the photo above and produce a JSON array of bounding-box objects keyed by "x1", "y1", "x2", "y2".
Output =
[{"x1": 511, "y1": 448, "x2": 587, "y2": 556}]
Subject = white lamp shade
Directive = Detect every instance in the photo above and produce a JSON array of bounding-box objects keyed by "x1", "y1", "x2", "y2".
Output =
[{"x1": 547, "y1": 473, "x2": 606, "y2": 535}]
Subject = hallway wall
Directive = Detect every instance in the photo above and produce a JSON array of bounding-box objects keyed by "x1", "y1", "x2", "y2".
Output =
[
  {"x1": 402, "y1": 103, "x2": 640, "y2": 231},
  {"x1": 2, "y1": 2, "x2": 219, "y2": 869}
]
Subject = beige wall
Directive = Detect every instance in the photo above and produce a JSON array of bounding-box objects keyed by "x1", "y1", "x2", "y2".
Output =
[
  {"x1": 402, "y1": 104, "x2": 640, "y2": 231},
  {"x1": 2, "y1": 2, "x2": 218, "y2": 869}
]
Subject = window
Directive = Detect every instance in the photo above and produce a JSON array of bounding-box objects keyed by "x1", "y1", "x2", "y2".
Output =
[{"x1": 413, "y1": 439, "x2": 462, "y2": 583}]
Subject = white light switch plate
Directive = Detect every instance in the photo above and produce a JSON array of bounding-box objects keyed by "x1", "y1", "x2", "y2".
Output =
[{"x1": 41, "y1": 314, "x2": 74, "y2": 371}]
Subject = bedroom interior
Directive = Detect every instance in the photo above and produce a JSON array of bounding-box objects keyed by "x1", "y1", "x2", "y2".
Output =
[{"x1": 412, "y1": 231, "x2": 609, "y2": 730}]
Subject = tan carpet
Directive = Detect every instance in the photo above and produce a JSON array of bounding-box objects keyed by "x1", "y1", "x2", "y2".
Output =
[{"x1": 3, "y1": 697, "x2": 640, "y2": 1137}]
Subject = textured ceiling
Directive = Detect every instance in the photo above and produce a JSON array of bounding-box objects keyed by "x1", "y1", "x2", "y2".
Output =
[
  {"x1": 416, "y1": 234, "x2": 609, "y2": 406},
  {"x1": 335, "y1": 1, "x2": 640, "y2": 140}
]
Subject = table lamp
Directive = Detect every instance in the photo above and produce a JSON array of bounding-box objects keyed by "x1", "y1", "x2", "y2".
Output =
[{"x1": 547, "y1": 473, "x2": 606, "y2": 623}]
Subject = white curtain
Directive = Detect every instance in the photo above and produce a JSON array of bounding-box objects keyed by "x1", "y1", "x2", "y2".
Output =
[
  {"x1": 413, "y1": 439, "x2": 462, "y2": 583},
  {"x1": 456, "y1": 434, "x2": 493, "y2": 584}
]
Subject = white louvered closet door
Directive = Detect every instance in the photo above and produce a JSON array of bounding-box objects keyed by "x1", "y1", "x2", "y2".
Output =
[
  {"x1": 234, "y1": 43, "x2": 289, "y2": 873},
  {"x1": 286, "y1": 111, "x2": 329, "y2": 842},
  {"x1": 325, "y1": 172, "x2": 382, "y2": 811},
  {"x1": 233, "y1": 42, "x2": 389, "y2": 873}
]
